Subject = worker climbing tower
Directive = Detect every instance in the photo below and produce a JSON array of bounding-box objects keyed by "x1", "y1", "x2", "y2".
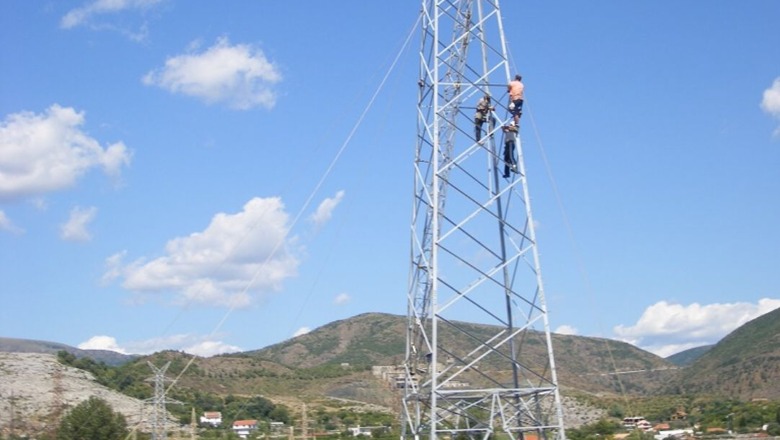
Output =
[{"x1": 402, "y1": 1, "x2": 566, "y2": 440}]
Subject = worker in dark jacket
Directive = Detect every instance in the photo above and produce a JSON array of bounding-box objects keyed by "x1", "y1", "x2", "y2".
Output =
[{"x1": 474, "y1": 94, "x2": 494, "y2": 143}]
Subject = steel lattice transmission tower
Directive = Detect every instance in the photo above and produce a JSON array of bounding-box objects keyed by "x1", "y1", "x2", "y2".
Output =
[
  {"x1": 146, "y1": 361, "x2": 181, "y2": 440},
  {"x1": 401, "y1": 1, "x2": 566, "y2": 440}
]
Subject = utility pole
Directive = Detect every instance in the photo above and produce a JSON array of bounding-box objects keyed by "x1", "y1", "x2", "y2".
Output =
[
  {"x1": 49, "y1": 366, "x2": 66, "y2": 438},
  {"x1": 403, "y1": 1, "x2": 565, "y2": 440},
  {"x1": 191, "y1": 407, "x2": 197, "y2": 440},
  {"x1": 301, "y1": 403, "x2": 308, "y2": 440}
]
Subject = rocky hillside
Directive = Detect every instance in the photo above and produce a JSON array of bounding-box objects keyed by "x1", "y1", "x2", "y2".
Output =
[
  {"x1": 249, "y1": 312, "x2": 675, "y2": 395},
  {"x1": 2, "y1": 306, "x2": 779, "y2": 438},
  {"x1": 249, "y1": 309, "x2": 780, "y2": 400},
  {"x1": 0, "y1": 352, "x2": 171, "y2": 437},
  {"x1": 0, "y1": 351, "x2": 606, "y2": 435}
]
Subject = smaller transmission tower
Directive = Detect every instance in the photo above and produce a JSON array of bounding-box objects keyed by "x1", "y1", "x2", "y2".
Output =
[{"x1": 146, "y1": 361, "x2": 181, "y2": 440}]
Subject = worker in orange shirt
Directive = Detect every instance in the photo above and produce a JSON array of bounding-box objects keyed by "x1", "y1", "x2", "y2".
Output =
[{"x1": 508, "y1": 74, "x2": 524, "y2": 126}]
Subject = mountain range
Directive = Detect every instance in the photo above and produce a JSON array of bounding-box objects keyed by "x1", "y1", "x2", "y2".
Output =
[{"x1": 1, "y1": 306, "x2": 778, "y2": 424}]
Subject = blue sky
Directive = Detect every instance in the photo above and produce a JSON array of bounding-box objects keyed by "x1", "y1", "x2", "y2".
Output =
[{"x1": 1, "y1": 1, "x2": 779, "y2": 359}]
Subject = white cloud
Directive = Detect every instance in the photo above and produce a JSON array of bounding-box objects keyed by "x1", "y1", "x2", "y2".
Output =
[
  {"x1": 106, "y1": 196, "x2": 300, "y2": 307},
  {"x1": 761, "y1": 77, "x2": 780, "y2": 136},
  {"x1": 293, "y1": 327, "x2": 311, "y2": 337},
  {"x1": 554, "y1": 324, "x2": 578, "y2": 335},
  {"x1": 78, "y1": 335, "x2": 127, "y2": 354},
  {"x1": 101, "y1": 250, "x2": 127, "y2": 285},
  {"x1": 80, "y1": 334, "x2": 241, "y2": 357},
  {"x1": 60, "y1": 206, "x2": 98, "y2": 241},
  {"x1": 123, "y1": 334, "x2": 192, "y2": 354},
  {"x1": 311, "y1": 190, "x2": 345, "y2": 227},
  {"x1": 182, "y1": 340, "x2": 242, "y2": 357},
  {"x1": 334, "y1": 292, "x2": 351, "y2": 305},
  {"x1": 143, "y1": 37, "x2": 282, "y2": 110},
  {"x1": 61, "y1": 0, "x2": 163, "y2": 39},
  {"x1": 0, "y1": 105, "x2": 131, "y2": 201},
  {"x1": 0, "y1": 210, "x2": 24, "y2": 234},
  {"x1": 614, "y1": 298, "x2": 780, "y2": 357}
]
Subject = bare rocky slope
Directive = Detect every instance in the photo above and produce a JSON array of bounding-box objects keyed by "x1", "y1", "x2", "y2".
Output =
[{"x1": 0, "y1": 352, "x2": 171, "y2": 437}]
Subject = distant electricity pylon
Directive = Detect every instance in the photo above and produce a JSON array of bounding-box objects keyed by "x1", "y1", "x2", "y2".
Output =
[
  {"x1": 146, "y1": 361, "x2": 181, "y2": 440},
  {"x1": 402, "y1": 1, "x2": 566, "y2": 440}
]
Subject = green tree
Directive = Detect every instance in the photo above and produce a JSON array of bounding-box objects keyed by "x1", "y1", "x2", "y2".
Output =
[{"x1": 56, "y1": 397, "x2": 128, "y2": 440}]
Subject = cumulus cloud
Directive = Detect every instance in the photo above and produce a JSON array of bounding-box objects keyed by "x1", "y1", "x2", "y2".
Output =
[
  {"x1": 311, "y1": 190, "x2": 345, "y2": 227},
  {"x1": 761, "y1": 77, "x2": 780, "y2": 136},
  {"x1": 614, "y1": 297, "x2": 780, "y2": 357},
  {"x1": 293, "y1": 327, "x2": 311, "y2": 337},
  {"x1": 105, "y1": 196, "x2": 300, "y2": 307},
  {"x1": 334, "y1": 292, "x2": 351, "y2": 305},
  {"x1": 0, "y1": 105, "x2": 131, "y2": 201},
  {"x1": 181, "y1": 340, "x2": 242, "y2": 357},
  {"x1": 78, "y1": 335, "x2": 127, "y2": 354},
  {"x1": 554, "y1": 324, "x2": 578, "y2": 335},
  {"x1": 60, "y1": 206, "x2": 98, "y2": 241},
  {"x1": 143, "y1": 37, "x2": 282, "y2": 110},
  {"x1": 80, "y1": 334, "x2": 241, "y2": 357},
  {"x1": 61, "y1": 0, "x2": 163, "y2": 40},
  {"x1": 0, "y1": 210, "x2": 23, "y2": 234}
]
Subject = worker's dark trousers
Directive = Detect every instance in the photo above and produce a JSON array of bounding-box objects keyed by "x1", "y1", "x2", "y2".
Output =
[{"x1": 503, "y1": 141, "x2": 516, "y2": 177}]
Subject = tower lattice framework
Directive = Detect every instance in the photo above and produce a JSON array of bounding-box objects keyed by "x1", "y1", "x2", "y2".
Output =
[{"x1": 402, "y1": 1, "x2": 566, "y2": 440}]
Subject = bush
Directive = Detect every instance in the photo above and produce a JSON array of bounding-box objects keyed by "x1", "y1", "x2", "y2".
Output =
[{"x1": 57, "y1": 397, "x2": 128, "y2": 440}]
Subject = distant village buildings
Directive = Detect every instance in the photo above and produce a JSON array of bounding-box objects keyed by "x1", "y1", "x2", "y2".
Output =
[{"x1": 623, "y1": 417, "x2": 653, "y2": 431}]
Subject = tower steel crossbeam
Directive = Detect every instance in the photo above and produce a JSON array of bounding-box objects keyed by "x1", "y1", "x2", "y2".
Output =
[{"x1": 402, "y1": 1, "x2": 565, "y2": 440}]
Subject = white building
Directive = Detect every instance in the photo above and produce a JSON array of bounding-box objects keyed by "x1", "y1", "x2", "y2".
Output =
[
  {"x1": 200, "y1": 411, "x2": 222, "y2": 427},
  {"x1": 233, "y1": 420, "x2": 258, "y2": 439},
  {"x1": 348, "y1": 426, "x2": 386, "y2": 437}
]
